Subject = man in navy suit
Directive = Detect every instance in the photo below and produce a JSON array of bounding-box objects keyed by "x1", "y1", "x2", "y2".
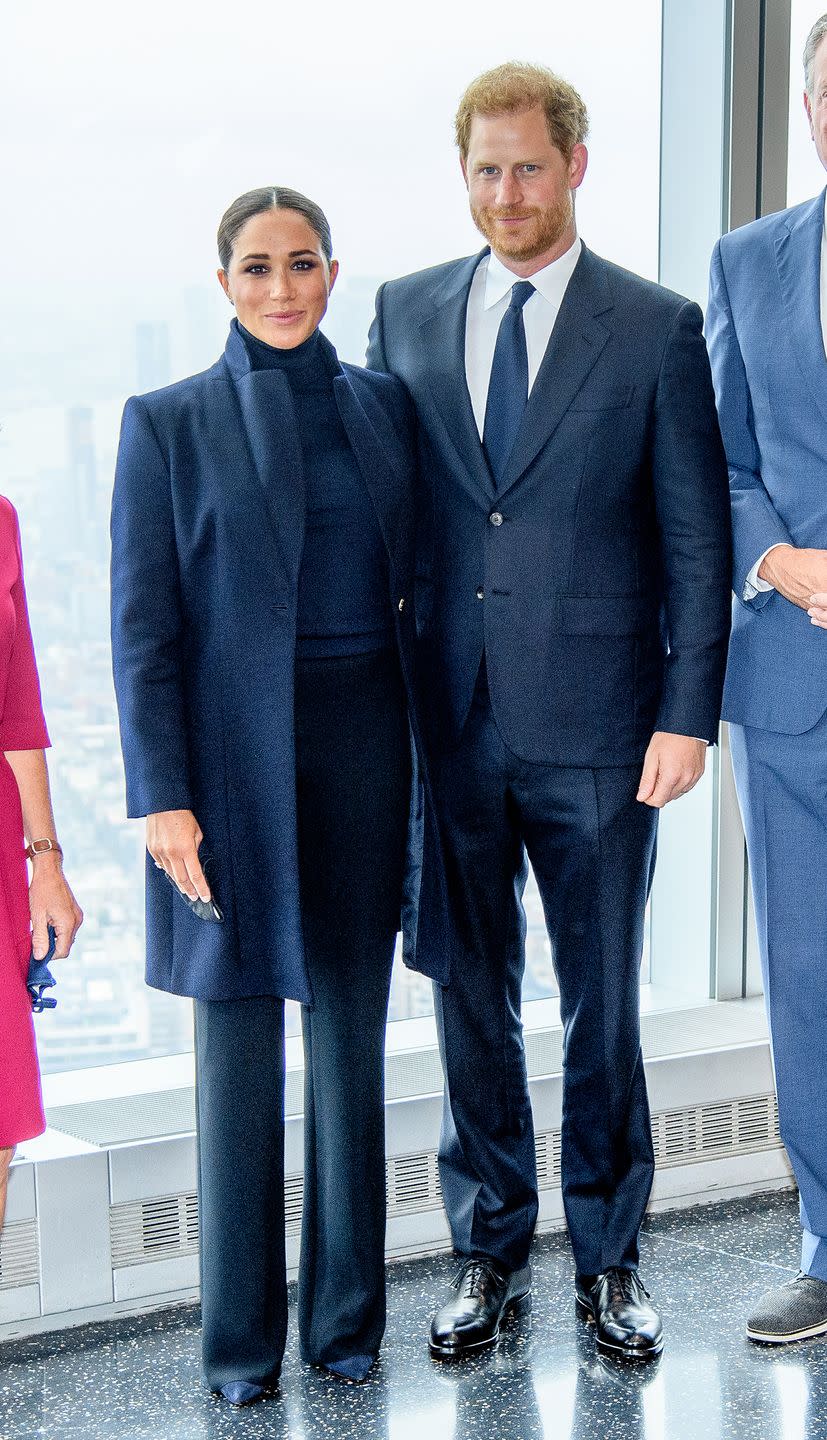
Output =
[
  {"x1": 368, "y1": 62, "x2": 731, "y2": 1359},
  {"x1": 706, "y1": 13, "x2": 827, "y2": 1347}
]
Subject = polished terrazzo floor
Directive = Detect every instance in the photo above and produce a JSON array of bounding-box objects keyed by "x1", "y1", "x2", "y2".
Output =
[{"x1": 2, "y1": 1192, "x2": 826, "y2": 1440}]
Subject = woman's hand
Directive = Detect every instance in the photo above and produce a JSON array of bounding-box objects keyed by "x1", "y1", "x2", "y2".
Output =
[
  {"x1": 29, "y1": 853, "x2": 83, "y2": 960},
  {"x1": 2, "y1": 748, "x2": 83, "y2": 961},
  {"x1": 147, "y1": 810, "x2": 211, "y2": 902}
]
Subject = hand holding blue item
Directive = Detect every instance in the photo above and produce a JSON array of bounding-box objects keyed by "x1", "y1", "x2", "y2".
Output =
[{"x1": 27, "y1": 924, "x2": 57, "y2": 1012}]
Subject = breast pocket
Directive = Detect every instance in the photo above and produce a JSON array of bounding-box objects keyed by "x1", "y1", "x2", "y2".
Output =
[{"x1": 568, "y1": 385, "x2": 636, "y2": 414}]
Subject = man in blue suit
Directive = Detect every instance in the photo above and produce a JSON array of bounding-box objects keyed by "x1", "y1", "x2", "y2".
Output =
[
  {"x1": 368, "y1": 62, "x2": 731, "y2": 1360},
  {"x1": 706, "y1": 13, "x2": 827, "y2": 1347}
]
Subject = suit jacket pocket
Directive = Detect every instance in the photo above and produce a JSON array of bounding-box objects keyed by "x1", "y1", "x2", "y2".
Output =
[
  {"x1": 560, "y1": 595, "x2": 652, "y2": 636},
  {"x1": 568, "y1": 384, "x2": 636, "y2": 413}
]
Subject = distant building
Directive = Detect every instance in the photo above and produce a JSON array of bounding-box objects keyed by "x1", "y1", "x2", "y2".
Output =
[
  {"x1": 66, "y1": 405, "x2": 97, "y2": 533},
  {"x1": 183, "y1": 286, "x2": 227, "y2": 374},
  {"x1": 135, "y1": 322, "x2": 171, "y2": 393}
]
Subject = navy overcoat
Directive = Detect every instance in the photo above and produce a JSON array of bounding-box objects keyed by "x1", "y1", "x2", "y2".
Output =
[{"x1": 110, "y1": 323, "x2": 446, "y2": 1002}]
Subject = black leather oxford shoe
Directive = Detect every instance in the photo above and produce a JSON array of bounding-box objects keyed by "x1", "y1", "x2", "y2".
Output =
[
  {"x1": 575, "y1": 1268, "x2": 663, "y2": 1358},
  {"x1": 429, "y1": 1257, "x2": 531, "y2": 1359}
]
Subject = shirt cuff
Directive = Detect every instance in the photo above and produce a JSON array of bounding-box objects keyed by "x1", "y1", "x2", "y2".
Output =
[{"x1": 744, "y1": 547, "x2": 778, "y2": 600}]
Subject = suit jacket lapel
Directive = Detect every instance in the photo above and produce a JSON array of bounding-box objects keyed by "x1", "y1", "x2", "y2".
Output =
[
  {"x1": 222, "y1": 322, "x2": 305, "y2": 584},
  {"x1": 419, "y1": 251, "x2": 497, "y2": 504},
  {"x1": 775, "y1": 189, "x2": 827, "y2": 428},
  {"x1": 498, "y1": 245, "x2": 613, "y2": 497}
]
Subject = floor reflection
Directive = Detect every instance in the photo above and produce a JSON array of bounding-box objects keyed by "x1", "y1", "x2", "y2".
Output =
[{"x1": 1, "y1": 1193, "x2": 826, "y2": 1440}]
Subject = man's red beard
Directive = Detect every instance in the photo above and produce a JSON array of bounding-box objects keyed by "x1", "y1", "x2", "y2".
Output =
[{"x1": 470, "y1": 194, "x2": 573, "y2": 261}]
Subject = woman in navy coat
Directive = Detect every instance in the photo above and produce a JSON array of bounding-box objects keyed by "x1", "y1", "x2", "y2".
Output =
[{"x1": 110, "y1": 187, "x2": 444, "y2": 1404}]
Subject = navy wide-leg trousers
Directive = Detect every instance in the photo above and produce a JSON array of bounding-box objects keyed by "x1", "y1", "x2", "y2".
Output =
[
  {"x1": 195, "y1": 648, "x2": 411, "y2": 1390},
  {"x1": 434, "y1": 670, "x2": 658, "y2": 1276}
]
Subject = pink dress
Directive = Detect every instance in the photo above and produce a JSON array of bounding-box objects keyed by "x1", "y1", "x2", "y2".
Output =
[{"x1": 0, "y1": 497, "x2": 50, "y2": 1147}]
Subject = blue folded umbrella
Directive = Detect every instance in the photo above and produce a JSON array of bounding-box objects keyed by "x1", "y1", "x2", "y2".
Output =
[{"x1": 27, "y1": 925, "x2": 57, "y2": 1012}]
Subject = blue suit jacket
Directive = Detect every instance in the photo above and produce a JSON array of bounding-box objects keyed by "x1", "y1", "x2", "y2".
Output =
[
  {"x1": 368, "y1": 245, "x2": 732, "y2": 766},
  {"x1": 707, "y1": 190, "x2": 827, "y2": 734},
  {"x1": 111, "y1": 323, "x2": 446, "y2": 1001}
]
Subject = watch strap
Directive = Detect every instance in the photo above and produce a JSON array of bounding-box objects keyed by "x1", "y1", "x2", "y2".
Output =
[{"x1": 25, "y1": 838, "x2": 62, "y2": 860}]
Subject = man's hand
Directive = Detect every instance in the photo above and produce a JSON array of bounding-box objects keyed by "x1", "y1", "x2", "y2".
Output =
[
  {"x1": 147, "y1": 810, "x2": 211, "y2": 901},
  {"x1": 758, "y1": 544, "x2": 827, "y2": 609},
  {"x1": 637, "y1": 733, "x2": 707, "y2": 809},
  {"x1": 807, "y1": 592, "x2": 827, "y2": 630}
]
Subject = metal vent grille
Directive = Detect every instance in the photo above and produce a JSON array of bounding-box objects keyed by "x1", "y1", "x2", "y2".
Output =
[
  {"x1": 387, "y1": 1150, "x2": 442, "y2": 1215},
  {"x1": 285, "y1": 1174, "x2": 304, "y2": 1232},
  {"x1": 651, "y1": 1094, "x2": 780, "y2": 1168},
  {"x1": 107, "y1": 1092, "x2": 783, "y2": 1267},
  {"x1": 0, "y1": 1219, "x2": 39, "y2": 1290},
  {"x1": 111, "y1": 1193, "x2": 199, "y2": 1268},
  {"x1": 535, "y1": 1128, "x2": 562, "y2": 1187},
  {"x1": 282, "y1": 1152, "x2": 443, "y2": 1237}
]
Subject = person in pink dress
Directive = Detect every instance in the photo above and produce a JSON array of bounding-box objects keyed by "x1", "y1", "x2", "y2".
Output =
[{"x1": 0, "y1": 495, "x2": 82, "y2": 1232}]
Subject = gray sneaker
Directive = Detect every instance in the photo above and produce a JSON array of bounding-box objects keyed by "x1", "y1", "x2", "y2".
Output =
[{"x1": 747, "y1": 1273, "x2": 827, "y2": 1344}]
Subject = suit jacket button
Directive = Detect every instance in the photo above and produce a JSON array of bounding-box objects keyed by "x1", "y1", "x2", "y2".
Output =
[
  {"x1": 398, "y1": 597, "x2": 406, "y2": 612},
  {"x1": 476, "y1": 587, "x2": 484, "y2": 600},
  {"x1": 489, "y1": 511, "x2": 503, "y2": 526}
]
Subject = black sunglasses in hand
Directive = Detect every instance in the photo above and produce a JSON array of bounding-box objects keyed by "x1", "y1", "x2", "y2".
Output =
[{"x1": 163, "y1": 862, "x2": 224, "y2": 923}]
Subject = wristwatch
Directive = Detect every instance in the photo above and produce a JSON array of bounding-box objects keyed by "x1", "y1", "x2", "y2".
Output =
[{"x1": 25, "y1": 838, "x2": 63, "y2": 860}]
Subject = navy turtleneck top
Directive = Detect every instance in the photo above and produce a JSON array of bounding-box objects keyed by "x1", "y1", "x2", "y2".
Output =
[{"x1": 238, "y1": 322, "x2": 393, "y2": 659}]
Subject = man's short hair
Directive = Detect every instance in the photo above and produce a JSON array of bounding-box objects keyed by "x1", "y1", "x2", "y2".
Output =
[
  {"x1": 455, "y1": 61, "x2": 589, "y2": 163},
  {"x1": 804, "y1": 14, "x2": 827, "y2": 96}
]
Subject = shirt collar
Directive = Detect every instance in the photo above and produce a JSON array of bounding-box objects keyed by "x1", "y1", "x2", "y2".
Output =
[{"x1": 483, "y1": 235, "x2": 583, "y2": 310}]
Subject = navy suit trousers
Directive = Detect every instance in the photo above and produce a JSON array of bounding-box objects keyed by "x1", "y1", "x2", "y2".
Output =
[{"x1": 434, "y1": 665, "x2": 658, "y2": 1274}]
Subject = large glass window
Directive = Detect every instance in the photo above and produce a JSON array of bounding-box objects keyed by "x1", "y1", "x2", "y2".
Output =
[
  {"x1": 788, "y1": 3, "x2": 826, "y2": 205},
  {"x1": 1, "y1": 2, "x2": 662, "y2": 1068}
]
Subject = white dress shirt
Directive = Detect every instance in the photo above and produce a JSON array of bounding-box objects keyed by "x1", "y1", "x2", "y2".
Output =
[
  {"x1": 743, "y1": 192, "x2": 827, "y2": 600},
  {"x1": 465, "y1": 238, "x2": 582, "y2": 437}
]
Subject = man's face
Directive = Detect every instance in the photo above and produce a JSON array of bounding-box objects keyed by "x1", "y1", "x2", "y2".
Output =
[
  {"x1": 805, "y1": 35, "x2": 827, "y2": 171},
  {"x1": 462, "y1": 105, "x2": 587, "y2": 269}
]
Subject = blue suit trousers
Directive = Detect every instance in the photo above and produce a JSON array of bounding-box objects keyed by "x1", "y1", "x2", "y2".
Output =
[
  {"x1": 729, "y1": 712, "x2": 827, "y2": 1281},
  {"x1": 433, "y1": 667, "x2": 659, "y2": 1275}
]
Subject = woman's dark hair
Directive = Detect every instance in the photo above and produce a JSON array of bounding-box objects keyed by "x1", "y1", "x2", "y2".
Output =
[{"x1": 217, "y1": 187, "x2": 333, "y2": 271}]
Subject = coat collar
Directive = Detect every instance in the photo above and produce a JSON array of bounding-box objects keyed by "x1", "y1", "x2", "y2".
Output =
[
  {"x1": 333, "y1": 374, "x2": 413, "y2": 577},
  {"x1": 221, "y1": 328, "x2": 305, "y2": 585},
  {"x1": 220, "y1": 322, "x2": 410, "y2": 580},
  {"x1": 775, "y1": 187, "x2": 827, "y2": 427},
  {"x1": 222, "y1": 317, "x2": 344, "y2": 381}
]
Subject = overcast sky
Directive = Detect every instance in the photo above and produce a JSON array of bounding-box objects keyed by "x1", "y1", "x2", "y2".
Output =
[
  {"x1": 4, "y1": 1, "x2": 823, "y2": 415},
  {"x1": 1, "y1": 2, "x2": 661, "y2": 347}
]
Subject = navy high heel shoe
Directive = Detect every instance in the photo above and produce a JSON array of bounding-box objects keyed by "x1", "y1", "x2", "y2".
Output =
[{"x1": 218, "y1": 1381, "x2": 267, "y2": 1406}]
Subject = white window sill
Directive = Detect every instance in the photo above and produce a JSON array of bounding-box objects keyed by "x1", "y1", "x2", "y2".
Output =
[{"x1": 19, "y1": 987, "x2": 770, "y2": 1166}]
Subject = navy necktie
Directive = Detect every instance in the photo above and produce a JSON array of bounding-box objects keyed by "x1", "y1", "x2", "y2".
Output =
[{"x1": 482, "y1": 280, "x2": 535, "y2": 487}]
